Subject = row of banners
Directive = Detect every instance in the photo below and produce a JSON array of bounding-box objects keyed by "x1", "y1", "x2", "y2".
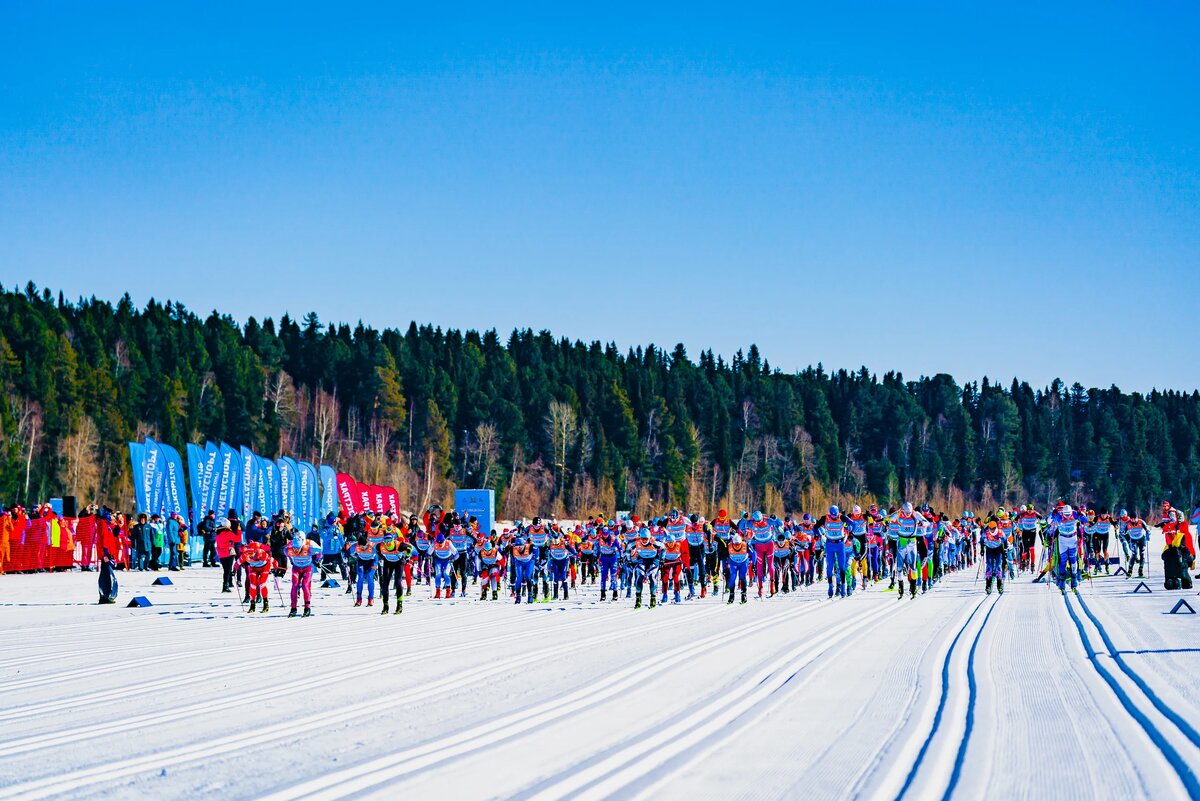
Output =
[{"x1": 128, "y1": 438, "x2": 399, "y2": 532}]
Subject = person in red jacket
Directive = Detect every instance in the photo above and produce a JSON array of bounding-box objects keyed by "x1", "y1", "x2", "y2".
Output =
[
  {"x1": 215, "y1": 524, "x2": 241, "y2": 593},
  {"x1": 237, "y1": 539, "x2": 276, "y2": 613}
]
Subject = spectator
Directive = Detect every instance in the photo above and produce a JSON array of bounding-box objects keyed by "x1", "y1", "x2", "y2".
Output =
[
  {"x1": 215, "y1": 523, "x2": 240, "y2": 593},
  {"x1": 320, "y1": 513, "x2": 346, "y2": 579},
  {"x1": 97, "y1": 516, "x2": 119, "y2": 604},
  {"x1": 131, "y1": 513, "x2": 149, "y2": 570},
  {"x1": 148, "y1": 514, "x2": 164, "y2": 570},
  {"x1": 165, "y1": 513, "x2": 181, "y2": 570},
  {"x1": 245, "y1": 512, "x2": 269, "y2": 544},
  {"x1": 198, "y1": 510, "x2": 217, "y2": 567}
]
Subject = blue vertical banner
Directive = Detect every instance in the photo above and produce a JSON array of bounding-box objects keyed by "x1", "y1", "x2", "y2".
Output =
[
  {"x1": 277, "y1": 457, "x2": 292, "y2": 519},
  {"x1": 239, "y1": 446, "x2": 257, "y2": 520},
  {"x1": 255, "y1": 455, "x2": 268, "y2": 516},
  {"x1": 261, "y1": 457, "x2": 281, "y2": 516},
  {"x1": 144, "y1": 438, "x2": 167, "y2": 516},
  {"x1": 186, "y1": 443, "x2": 205, "y2": 524},
  {"x1": 129, "y1": 442, "x2": 147, "y2": 513},
  {"x1": 319, "y1": 464, "x2": 337, "y2": 520},
  {"x1": 300, "y1": 462, "x2": 320, "y2": 532},
  {"x1": 202, "y1": 441, "x2": 220, "y2": 517},
  {"x1": 222, "y1": 443, "x2": 241, "y2": 516},
  {"x1": 159, "y1": 443, "x2": 188, "y2": 520},
  {"x1": 213, "y1": 443, "x2": 234, "y2": 516}
]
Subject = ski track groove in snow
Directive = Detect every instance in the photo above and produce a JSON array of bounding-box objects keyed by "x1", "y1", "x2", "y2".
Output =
[
  {"x1": 3, "y1": 567, "x2": 1199, "y2": 800},
  {"x1": 0, "y1": 607, "x2": 716, "y2": 800},
  {"x1": 513, "y1": 600, "x2": 901, "y2": 801},
  {"x1": 0, "y1": 607, "x2": 501, "y2": 724},
  {"x1": 254, "y1": 604, "x2": 824, "y2": 801},
  {"x1": 1062, "y1": 593, "x2": 1200, "y2": 798}
]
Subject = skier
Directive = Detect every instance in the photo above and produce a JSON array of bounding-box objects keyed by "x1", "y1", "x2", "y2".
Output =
[
  {"x1": 685, "y1": 514, "x2": 707, "y2": 599},
  {"x1": 795, "y1": 517, "x2": 815, "y2": 586},
  {"x1": 285, "y1": 530, "x2": 321, "y2": 617},
  {"x1": 430, "y1": 532, "x2": 457, "y2": 599},
  {"x1": 887, "y1": 503, "x2": 929, "y2": 600},
  {"x1": 378, "y1": 530, "x2": 411, "y2": 614},
  {"x1": 598, "y1": 529, "x2": 621, "y2": 601},
  {"x1": 1048, "y1": 504, "x2": 1086, "y2": 594},
  {"x1": 815, "y1": 506, "x2": 849, "y2": 598},
  {"x1": 511, "y1": 535, "x2": 536, "y2": 604},
  {"x1": 711, "y1": 509, "x2": 734, "y2": 594},
  {"x1": 546, "y1": 530, "x2": 574, "y2": 600},
  {"x1": 773, "y1": 532, "x2": 793, "y2": 594},
  {"x1": 660, "y1": 531, "x2": 685, "y2": 604},
  {"x1": 237, "y1": 538, "x2": 276, "y2": 613},
  {"x1": 1016, "y1": 505, "x2": 1039, "y2": 572},
  {"x1": 726, "y1": 534, "x2": 750, "y2": 604},
  {"x1": 747, "y1": 511, "x2": 776, "y2": 598},
  {"x1": 477, "y1": 535, "x2": 503, "y2": 601},
  {"x1": 1119, "y1": 510, "x2": 1149, "y2": 578},
  {"x1": 981, "y1": 520, "x2": 1006, "y2": 594},
  {"x1": 630, "y1": 528, "x2": 661, "y2": 609},
  {"x1": 352, "y1": 533, "x2": 378, "y2": 607}
]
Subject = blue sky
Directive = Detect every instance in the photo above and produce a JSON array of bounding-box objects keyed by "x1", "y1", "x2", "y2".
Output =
[{"x1": 2, "y1": 2, "x2": 1197, "y2": 391}]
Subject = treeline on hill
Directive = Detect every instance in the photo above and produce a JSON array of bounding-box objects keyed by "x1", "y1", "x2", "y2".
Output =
[{"x1": 0, "y1": 283, "x2": 1197, "y2": 519}]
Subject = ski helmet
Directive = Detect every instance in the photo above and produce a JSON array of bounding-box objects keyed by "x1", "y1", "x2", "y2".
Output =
[
  {"x1": 852, "y1": 504, "x2": 861, "y2": 514},
  {"x1": 829, "y1": 505, "x2": 839, "y2": 516},
  {"x1": 1061, "y1": 505, "x2": 1073, "y2": 516},
  {"x1": 752, "y1": 511, "x2": 763, "y2": 522},
  {"x1": 902, "y1": 502, "x2": 914, "y2": 514}
]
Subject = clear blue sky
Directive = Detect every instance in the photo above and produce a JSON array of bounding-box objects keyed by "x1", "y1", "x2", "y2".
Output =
[{"x1": 2, "y1": 2, "x2": 1197, "y2": 392}]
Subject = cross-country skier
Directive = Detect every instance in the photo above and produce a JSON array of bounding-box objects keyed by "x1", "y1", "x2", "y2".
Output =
[
  {"x1": 981, "y1": 520, "x2": 1006, "y2": 595},
  {"x1": 378, "y1": 530, "x2": 411, "y2": 614},
  {"x1": 238, "y1": 538, "x2": 276, "y2": 613},
  {"x1": 284, "y1": 530, "x2": 321, "y2": 617},
  {"x1": 726, "y1": 534, "x2": 750, "y2": 604}
]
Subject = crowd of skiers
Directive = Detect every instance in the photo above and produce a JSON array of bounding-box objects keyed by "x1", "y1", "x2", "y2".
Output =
[{"x1": 166, "y1": 498, "x2": 1199, "y2": 616}]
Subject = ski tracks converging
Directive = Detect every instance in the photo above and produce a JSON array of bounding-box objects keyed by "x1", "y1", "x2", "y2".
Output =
[{"x1": 1062, "y1": 593, "x2": 1200, "y2": 798}]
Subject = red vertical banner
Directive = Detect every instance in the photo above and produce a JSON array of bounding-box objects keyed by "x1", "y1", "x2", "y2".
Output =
[
  {"x1": 356, "y1": 481, "x2": 372, "y2": 514},
  {"x1": 336, "y1": 473, "x2": 358, "y2": 515},
  {"x1": 384, "y1": 487, "x2": 400, "y2": 516}
]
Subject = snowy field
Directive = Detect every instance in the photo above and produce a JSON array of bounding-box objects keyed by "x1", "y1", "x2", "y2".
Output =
[{"x1": 1, "y1": 565, "x2": 1198, "y2": 801}]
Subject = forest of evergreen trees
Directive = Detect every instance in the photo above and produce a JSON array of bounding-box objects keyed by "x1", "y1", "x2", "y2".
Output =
[{"x1": 1, "y1": 282, "x2": 1197, "y2": 519}]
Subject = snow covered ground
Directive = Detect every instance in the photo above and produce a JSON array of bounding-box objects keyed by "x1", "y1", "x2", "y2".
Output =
[{"x1": 0, "y1": 563, "x2": 1198, "y2": 801}]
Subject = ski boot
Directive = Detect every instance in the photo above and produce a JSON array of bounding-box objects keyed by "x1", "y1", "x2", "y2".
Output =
[
  {"x1": 997, "y1": 579, "x2": 1004, "y2": 594},
  {"x1": 985, "y1": 577, "x2": 993, "y2": 595},
  {"x1": 394, "y1": 601, "x2": 402, "y2": 614},
  {"x1": 381, "y1": 602, "x2": 389, "y2": 614},
  {"x1": 248, "y1": 598, "x2": 257, "y2": 612},
  {"x1": 600, "y1": 589, "x2": 607, "y2": 601},
  {"x1": 514, "y1": 585, "x2": 523, "y2": 605},
  {"x1": 673, "y1": 590, "x2": 681, "y2": 604},
  {"x1": 910, "y1": 585, "x2": 917, "y2": 599},
  {"x1": 480, "y1": 586, "x2": 488, "y2": 601},
  {"x1": 827, "y1": 584, "x2": 834, "y2": 599},
  {"x1": 303, "y1": 607, "x2": 312, "y2": 617},
  {"x1": 261, "y1": 598, "x2": 269, "y2": 613},
  {"x1": 649, "y1": 594, "x2": 657, "y2": 609},
  {"x1": 526, "y1": 584, "x2": 535, "y2": 604},
  {"x1": 727, "y1": 590, "x2": 735, "y2": 605},
  {"x1": 740, "y1": 590, "x2": 747, "y2": 605},
  {"x1": 354, "y1": 598, "x2": 362, "y2": 607},
  {"x1": 562, "y1": 584, "x2": 569, "y2": 600},
  {"x1": 288, "y1": 607, "x2": 298, "y2": 618},
  {"x1": 552, "y1": 584, "x2": 559, "y2": 601},
  {"x1": 635, "y1": 593, "x2": 643, "y2": 609},
  {"x1": 492, "y1": 589, "x2": 499, "y2": 600},
  {"x1": 406, "y1": 587, "x2": 412, "y2": 597},
  {"x1": 897, "y1": 581, "x2": 905, "y2": 601}
]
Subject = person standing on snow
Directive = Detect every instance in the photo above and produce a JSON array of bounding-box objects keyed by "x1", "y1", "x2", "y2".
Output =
[
  {"x1": 238, "y1": 538, "x2": 276, "y2": 613},
  {"x1": 981, "y1": 520, "x2": 1006, "y2": 594},
  {"x1": 285, "y1": 530, "x2": 321, "y2": 617},
  {"x1": 887, "y1": 503, "x2": 930, "y2": 600},
  {"x1": 1048, "y1": 504, "x2": 1086, "y2": 594},
  {"x1": 352, "y1": 533, "x2": 379, "y2": 606},
  {"x1": 726, "y1": 533, "x2": 751, "y2": 604},
  {"x1": 215, "y1": 523, "x2": 240, "y2": 593},
  {"x1": 814, "y1": 506, "x2": 849, "y2": 598},
  {"x1": 1118, "y1": 510, "x2": 1149, "y2": 578},
  {"x1": 378, "y1": 529, "x2": 411, "y2": 614},
  {"x1": 630, "y1": 528, "x2": 661, "y2": 609},
  {"x1": 429, "y1": 532, "x2": 457, "y2": 600}
]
